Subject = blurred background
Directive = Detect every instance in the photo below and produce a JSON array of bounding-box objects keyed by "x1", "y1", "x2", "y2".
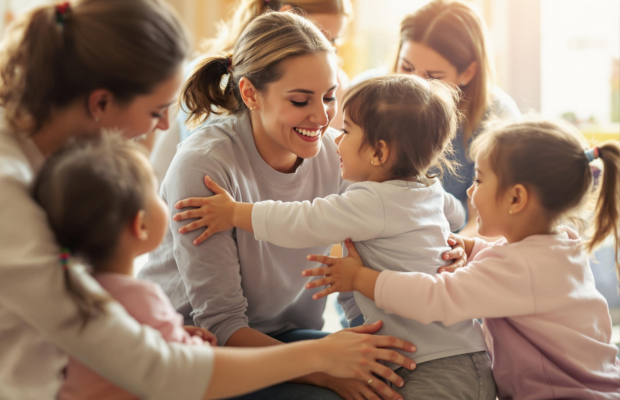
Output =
[
  {"x1": 1, "y1": 0, "x2": 619, "y2": 342},
  {"x1": 2, "y1": 0, "x2": 618, "y2": 142}
]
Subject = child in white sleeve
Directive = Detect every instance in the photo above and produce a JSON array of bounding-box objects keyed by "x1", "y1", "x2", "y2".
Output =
[
  {"x1": 303, "y1": 120, "x2": 620, "y2": 399},
  {"x1": 174, "y1": 75, "x2": 496, "y2": 399}
]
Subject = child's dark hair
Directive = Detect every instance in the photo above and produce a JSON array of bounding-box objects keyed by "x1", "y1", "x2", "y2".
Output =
[
  {"x1": 33, "y1": 134, "x2": 153, "y2": 326},
  {"x1": 470, "y1": 119, "x2": 620, "y2": 276},
  {"x1": 343, "y1": 75, "x2": 461, "y2": 181}
]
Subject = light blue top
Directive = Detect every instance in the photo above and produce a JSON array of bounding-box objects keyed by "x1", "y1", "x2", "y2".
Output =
[{"x1": 252, "y1": 177, "x2": 487, "y2": 365}]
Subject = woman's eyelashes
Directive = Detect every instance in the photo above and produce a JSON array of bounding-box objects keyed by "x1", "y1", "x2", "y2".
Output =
[{"x1": 290, "y1": 97, "x2": 337, "y2": 108}]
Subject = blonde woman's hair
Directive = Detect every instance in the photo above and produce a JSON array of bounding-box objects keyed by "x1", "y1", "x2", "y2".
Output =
[
  {"x1": 183, "y1": 11, "x2": 335, "y2": 126},
  {"x1": 201, "y1": 0, "x2": 353, "y2": 54},
  {"x1": 0, "y1": 0, "x2": 190, "y2": 133},
  {"x1": 343, "y1": 75, "x2": 461, "y2": 181},
  {"x1": 394, "y1": 0, "x2": 492, "y2": 141},
  {"x1": 470, "y1": 119, "x2": 620, "y2": 277}
]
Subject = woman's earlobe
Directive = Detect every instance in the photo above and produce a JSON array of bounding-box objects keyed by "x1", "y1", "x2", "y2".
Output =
[
  {"x1": 87, "y1": 89, "x2": 113, "y2": 122},
  {"x1": 459, "y1": 61, "x2": 479, "y2": 87}
]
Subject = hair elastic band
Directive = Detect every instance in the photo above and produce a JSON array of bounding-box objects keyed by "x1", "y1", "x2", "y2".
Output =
[
  {"x1": 219, "y1": 54, "x2": 233, "y2": 76},
  {"x1": 585, "y1": 147, "x2": 600, "y2": 163},
  {"x1": 55, "y1": 2, "x2": 71, "y2": 26},
  {"x1": 59, "y1": 248, "x2": 71, "y2": 270}
]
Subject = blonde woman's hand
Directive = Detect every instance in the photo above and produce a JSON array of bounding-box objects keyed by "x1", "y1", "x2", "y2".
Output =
[{"x1": 173, "y1": 176, "x2": 237, "y2": 245}]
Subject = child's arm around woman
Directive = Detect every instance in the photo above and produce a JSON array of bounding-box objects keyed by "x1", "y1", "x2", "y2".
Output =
[{"x1": 175, "y1": 176, "x2": 389, "y2": 248}]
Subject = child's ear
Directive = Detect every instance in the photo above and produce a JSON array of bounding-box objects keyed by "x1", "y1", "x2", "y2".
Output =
[
  {"x1": 507, "y1": 184, "x2": 529, "y2": 215},
  {"x1": 131, "y1": 210, "x2": 149, "y2": 241},
  {"x1": 372, "y1": 140, "x2": 390, "y2": 166}
]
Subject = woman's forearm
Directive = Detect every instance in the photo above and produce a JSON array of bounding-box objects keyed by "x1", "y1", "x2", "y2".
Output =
[
  {"x1": 203, "y1": 342, "x2": 321, "y2": 400},
  {"x1": 224, "y1": 327, "x2": 326, "y2": 387}
]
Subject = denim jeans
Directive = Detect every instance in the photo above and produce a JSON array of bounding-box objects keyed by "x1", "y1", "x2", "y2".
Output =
[
  {"x1": 390, "y1": 351, "x2": 497, "y2": 400},
  {"x1": 228, "y1": 329, "x2": 343, "y2": 400}
]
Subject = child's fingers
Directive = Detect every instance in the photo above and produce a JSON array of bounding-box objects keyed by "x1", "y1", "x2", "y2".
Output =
[
  {"x1": 305, "y1": 276, "x2": 333, "y2": 289},
  {"x1": 343, "y1": 239, "x2": 362, "y2": 261},
  {"x1": 438, "y1": 262, "x2": 464, "y2": 273},
  {"x1": 204, "y1": 176, "x2": 227, "y2": 195},
  {"x1": 173, "y1": 209, "x2": 205, "y2": 222},
  {"x1": 312, "y1": 286, "x2": 335, "y2": 300},
  {"x1": 306, "y1": 254, "x2": 335, "y2": 265},
  {"x1": 179, "y1": 219, "x2": 207, "y2": 234},
  {"x1": 442, "y1": 247, "x2": 464, "y2": 261},
  {"x1": 302, "y1": 267, "x2": 331, "y2": 277},
  {"x1": 193, "y1": 228, "x2": 217, "y2": 245},
  {"x1": 175, "y1": 197, "x2": 208, "y2": 209}
]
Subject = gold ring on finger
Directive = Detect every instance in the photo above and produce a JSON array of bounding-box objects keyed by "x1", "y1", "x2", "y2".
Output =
[{"x1": 367, "y1": 378, "x2": 373, "y2": 385}]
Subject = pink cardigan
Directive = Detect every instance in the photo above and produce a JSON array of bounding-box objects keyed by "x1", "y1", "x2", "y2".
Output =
[
  {"x1": 60, "y1": 274, "x2": 204, "y2": 400},
  {"x1": 375, "y1": 227, "x2": 620, "y2": 399}
]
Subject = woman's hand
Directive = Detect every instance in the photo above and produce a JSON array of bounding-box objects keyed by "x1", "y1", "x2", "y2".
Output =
[
  {"x1": 438, "y1": 233, "x2": 467, "y2": 273},
  {"x1": 183, "y1": 325, "x2": 217, "y2": 346},
  {"x1": 173, "y1": 176, "x2": 237, "y2": 245},
  {"x1": 317, "y1": 321, "x2": 416, "y2": 400}
]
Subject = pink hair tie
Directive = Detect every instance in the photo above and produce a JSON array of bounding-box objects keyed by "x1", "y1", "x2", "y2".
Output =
[
  {"x1": 59, "y1": 248, "x2": 71, "y2": 270},
  {"x1": 55, "y1": 2, "x2": 71, "y2": 26}
]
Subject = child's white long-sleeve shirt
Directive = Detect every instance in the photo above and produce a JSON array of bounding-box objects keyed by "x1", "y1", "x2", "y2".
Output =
[
  {"x1": 374, "y1": 227, "x2": 620, "y2": 399},
  {"x1": 252, "y1": 178, "x2": 485, "y2": 366}
]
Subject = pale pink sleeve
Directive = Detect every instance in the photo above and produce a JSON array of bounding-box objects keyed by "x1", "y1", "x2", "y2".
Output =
[
  {"x1": 374, "y1": 247, "x2": 537, "y2": 325},
  {"x1": 119, "y1": 284, "x2": 202, "y2": 345}
]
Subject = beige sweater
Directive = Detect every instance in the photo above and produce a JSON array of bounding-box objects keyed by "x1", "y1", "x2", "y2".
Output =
[{"x1": 0, "y1": 128, "x2": 213, "y2": 400}]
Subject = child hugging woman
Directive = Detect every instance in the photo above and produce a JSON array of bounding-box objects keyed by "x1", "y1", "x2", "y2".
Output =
[
  {"x1": 34, "y1": 135, "x2": 421, "y2": 400},
  {"x1": 303, "y1": 120, "x2": 620, "y2": 399},
  {"x1": 174, "y1": 75, "x2": 497, "y2": 399}
]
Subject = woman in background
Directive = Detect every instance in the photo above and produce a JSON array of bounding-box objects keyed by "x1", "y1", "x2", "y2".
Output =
[{"x1": 351, "y1": 0, "x2": 521, "y2": 237}]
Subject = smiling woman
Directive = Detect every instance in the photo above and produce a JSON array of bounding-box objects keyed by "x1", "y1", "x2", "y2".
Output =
[{"x1": 139, "y1": 10, "x2": 414, "y2": 400}]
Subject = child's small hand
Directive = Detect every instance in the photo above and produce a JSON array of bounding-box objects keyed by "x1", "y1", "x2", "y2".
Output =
[
  {"x1": 439, "y1": 233, "x2": 468, "y2": 273},
  {"x1": 303, "y1": 239, "x2": 366, "y2": 300},
  {"x1": 183, "y1": 325, "x2": 217, "y2": 346},
  {"x1": 173, "y1": 176, "x2": 236, "y2": 245}
]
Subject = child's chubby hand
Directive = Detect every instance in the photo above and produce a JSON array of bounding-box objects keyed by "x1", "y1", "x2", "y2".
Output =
[
  {"x1": 173, "y1": 176, "x2": 236, "y2": 245},
  {"x1": 303, "y1": 239, "x2": 366, "y2": 300},
  {"x1": 183, "y1": 325, "x2": 217, "y2": 346}
]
